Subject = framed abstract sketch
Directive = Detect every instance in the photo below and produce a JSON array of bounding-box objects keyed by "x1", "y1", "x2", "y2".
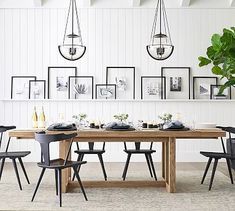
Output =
[
  {"x1": 11, "y1": 76, "x2": 37, "y2": 99},
  {"x1": 48, "y1": 67, "x2": 77, "y2": 99},
  {"x1": 193, "y1": 77, "x2": 218, "y2": 99},
  {"x1": 210, "y1": 85, "x2": 231, "y2": 100},
  {"x1": 95, "y1": 84, "x2": 116, "y2": 99},
  {"x1": 29, "y1": 80, "x2": 46, "y2": 99},
  {"x1": 141, "y1": 76, "x2": 166, "y2": 99},
  {"x1": 106, "y1": 67, "x2": 135, "y2": 99},
  {"x1": 68, "y1": 76, "x2": 94, "y2": 99},
  {"x1": 161, "y1": 67, "x2": 191, "y2": 99}
]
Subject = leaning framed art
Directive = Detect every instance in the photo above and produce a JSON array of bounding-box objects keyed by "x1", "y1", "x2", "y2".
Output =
[
  {"x1": 95, "y1": 84, "x2": 117, "y2": 99},
  {"x1": 106, "y1": 66, "x2": 135, "y2": 99},
  {"x1": 48, "y1": 66, "x2": 77, "y2": 99},
  {"x1": 161, "y1": 67, "x2": 191, "y2": 99},
  {"x1": 29, "y1": 80, "x2": 46, "y2": 99}
]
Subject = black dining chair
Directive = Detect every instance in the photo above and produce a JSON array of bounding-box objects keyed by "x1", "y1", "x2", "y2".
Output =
[
  {"x1": 122, "y1": 142, "x2": 157, "y2": 181},
  {"x1": 0, "y1": 126, "x2": 30, "y2": 190},
  {"x1": 200, "y1": 126, "x2": 235, "y2": 190},
  {"x1": 31, "y1": 132, "x2": 88, "y2": 207},
  {"x1": 72, "y1": 142, "x2": 107, "y2": 181}
]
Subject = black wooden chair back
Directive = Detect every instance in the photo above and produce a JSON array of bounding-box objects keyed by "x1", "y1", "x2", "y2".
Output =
[
  {"x1": 124, "y1": 142, "x2": 153, "y2": 151},
  {"x1": 35, "y1": 132, "x2": 77, "y2": 166},
  {"x1": 0, "y1": 126, "x2": 16, "y2": 152},
  {"x1": 76, "y1": 142, "x2": 105, "y2": 151}
]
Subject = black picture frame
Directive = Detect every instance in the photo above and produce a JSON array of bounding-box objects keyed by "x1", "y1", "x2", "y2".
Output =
[
  {"x1": 95, "y1": 84, "x2": 117, "y2": 99},
  {"x1": 210, "y1": 85, "x2": 231, "y2": 100},
  {"x1": 68, "y1": 76, "x2": 94, "y2": 99},
  {"x1": 140, "y1": 76, "x2": 166, "y2": 99},
  {"x1": 193, "y1": 76, "x2": 218, "y2": 99},
  {"x1": 106, "y1": 66, "x2": 135, "y2": 99},
  {"x1": 11, "y1": 76, "x2": 37, "y2": 99},
  {"x1": 48, "y1": 66, "x2": 77, "y2": 99},
  {"x1": 161, "y1": 67, "x2": 191, "y2": 99},
  {"x1": 29, "y1": 80, "x2": 46, "y2": 99}
]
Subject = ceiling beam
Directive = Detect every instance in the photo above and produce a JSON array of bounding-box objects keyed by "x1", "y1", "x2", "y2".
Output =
[
  {"x1": 131, "y1": 0, "x2": 141, "y2": 7},
  {"x1": 229, "y1": 0, "x2": 235, "y2": 6},
  {"x1": 180, "y1": 0, "x2": 191, "y2": 7},
  {"x1": 33, "y1": 0, "x2": 42, "y2": 7}
]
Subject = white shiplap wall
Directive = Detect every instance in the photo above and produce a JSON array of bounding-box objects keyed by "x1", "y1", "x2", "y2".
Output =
[{"x1": 0, "y1": 8, "x2": 235, "y2": 162}]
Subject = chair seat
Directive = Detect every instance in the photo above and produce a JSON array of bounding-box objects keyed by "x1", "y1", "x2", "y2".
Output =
[
  {"x1": 124, "y1": 149, "x2": 156, "y2": 154},
  {"x1": 200, "y1": 151, "x2": 235, "y2": 159},
  {"x1": 0, "y1": 151, "x2": 31, "y2": 158},
  {"x1": 37, "y1": 158, "x2": 87, "y2": 169},
  {"x1": 74, "y1": 149, "x2": 105, "y2": 154}
]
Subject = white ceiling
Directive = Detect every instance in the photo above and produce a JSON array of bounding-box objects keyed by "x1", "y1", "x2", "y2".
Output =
[{"x1": 0, "y1": 0, "x2": 234, "y2": 8}]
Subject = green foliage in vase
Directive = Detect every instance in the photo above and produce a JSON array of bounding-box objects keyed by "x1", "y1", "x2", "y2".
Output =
[
  {"x1": 198, "y1": 27, "x2": 235, "y2": 93},
  {"x1": 72, "y1": 113, "x2": 87, "y2": 121},
  {"x1": 158, "y1": 113, "x2": 172, "y2": 123},
  {"x1": 113, "y1": 114, "x2": 129, "y2": 122}
]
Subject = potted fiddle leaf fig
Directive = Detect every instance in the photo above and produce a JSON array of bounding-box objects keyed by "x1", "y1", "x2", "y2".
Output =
[{"x1": 198, "y1": 27, "x2": 235, "y2": 93}]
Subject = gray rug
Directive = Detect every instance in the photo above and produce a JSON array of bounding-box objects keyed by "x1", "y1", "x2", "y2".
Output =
[{"x1": 0, "y1": 164, "x2": 234, "y2": 211}]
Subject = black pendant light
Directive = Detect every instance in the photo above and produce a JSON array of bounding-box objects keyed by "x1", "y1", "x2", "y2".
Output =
[
  {"x1": 58, "y1": 0, "x2": 86, "y2": 61},
  {"x1": 146, "y1": 0, "x2": 174, "y2": 61}
]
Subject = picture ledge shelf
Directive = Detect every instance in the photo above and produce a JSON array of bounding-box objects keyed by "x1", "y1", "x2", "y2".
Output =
[{"x1": 1, "y1": 99, "x2": 235, "y2": 103}]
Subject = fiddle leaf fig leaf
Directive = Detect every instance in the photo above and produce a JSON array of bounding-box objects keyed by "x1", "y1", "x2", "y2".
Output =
[
  {"x1": 219, "y1": 79, "x2": 235, "y2": 94},
  {"x1": 206, "y1": 46, "x2": 216, "y2": 60},
  {"x1": 212, "y1": 66, "x2": 223, "y2": 75},
  {"x1": 198, "y1": 57, "x2": 211, "y2": 67},
  {"x1": 211, "y1": 34, "x2": 222, "y2": 51}
]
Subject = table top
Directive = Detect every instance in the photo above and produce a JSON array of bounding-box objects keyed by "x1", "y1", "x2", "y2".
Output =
[{"x1": 8, "y1": 128, "x2": 226, "y2": 142}]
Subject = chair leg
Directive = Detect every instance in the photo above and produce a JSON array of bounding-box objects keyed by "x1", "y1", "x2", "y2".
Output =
[
  {"x1": 55, "y1": 169, "x2": 58, "y2": 196},
  {"x1": 122, "y1": 153, "x2": 131, "y2": 181},
  {"x1": 12, "y1": 158, "x2": 22, "y2": 190},
  {"x1": 31, "y1": 168, "x2": 46, "y2": 202},
  {"x1": 201, "y1": 157, "x2": 212, "y2": 184},
  {"x1": 18, "y1": 157, "x2": 30, "y2": 184},
  {"x1": 72, "y1": 154, "x2": 83, "y2": 181},
  {"x1": 73, "y1": 166, "x2": 88, "y2": 201},
  {"x1": 209, "y1": 158, "x2": 219, "y2": 191},
  {"x1": 148, "y1": 154, "x2": 157, "y2": 181},
  {"x1": 58, "y1": 169, "x2": 62, "y2": 207},
  {"x1": 98, "y1": 154, "x2": 107, "y2": 181},
  {"x1": 145, "y1": 153, "x2": 153, "y2": 177},
  {"x1": 226, "y1": 158, "x2": 234, "y2": 184},
  {"x1": 0, "y1": 158, "x2": 5, "y2": 181}
]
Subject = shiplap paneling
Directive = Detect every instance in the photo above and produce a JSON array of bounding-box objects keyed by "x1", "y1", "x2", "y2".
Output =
[{"x1": 0, "y1": 8, "x2": 235, "y2": 162}]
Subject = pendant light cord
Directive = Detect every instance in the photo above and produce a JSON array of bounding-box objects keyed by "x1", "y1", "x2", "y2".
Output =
[
  {"x1": 63, "y1": 0, "x2": 72, "y2": 45},
  {"x1": 74, "y1": 0, "x2": 83, "y2": 46}
]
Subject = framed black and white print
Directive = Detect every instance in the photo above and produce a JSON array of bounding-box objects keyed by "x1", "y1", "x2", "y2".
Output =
[
  {"x1": 210, "y1": 85, "x2": 231, "y2": 100},
  {"x1": 161, "y1": 67, "x2": 191, "y2": 99},
  {"x1": 141, "y1": 76, "x2": 166, "y2": 99},
  {"x1": 106, "y1": 67, "x2": 135, "y2": 99},
  {"x1": 68, "y1": 76, "x2": 94, "y2": 99},
  {"x1": 11, "y1": 76, "x2": 37, "y2": 99},
  {"x1": 48, "y1": 67, "x2": 77, "y2": 99},
  {"x1": 193, "y1": 77, "x2": 218, "y2": 99},
  {"x1": 95, "y1": 84, "x2": 116, "y2": 99},
  {"x1": 29, "y1": 80, "x2": 46, "y2": 99}
]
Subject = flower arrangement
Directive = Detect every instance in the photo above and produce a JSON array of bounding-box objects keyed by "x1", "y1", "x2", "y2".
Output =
[
  {"x1": 113, "y1": 113, "x2": 129, "y2": 122},
  {"x1": 72, "y1": 113, "x2": 87, "y2": 122},
  {"x1": 158, "y1": 113, "x2": 172, "y2": 123}
]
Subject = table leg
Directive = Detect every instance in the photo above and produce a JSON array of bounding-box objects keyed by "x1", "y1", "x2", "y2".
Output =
[
  {"x1": 166, "y1": 137, "x2": 176, "y2": 193},
  {"x1": 162, "y1": 141, "x2": 166, "y2": 179},
  {"x1": 59, "y1": 140, "x2": 71, "y2": 193}
]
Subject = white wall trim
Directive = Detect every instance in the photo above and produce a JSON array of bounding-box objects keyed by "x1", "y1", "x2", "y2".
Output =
[
  {"x1": 131, "y1": 0, "x2": 141, "y2": 7},
  {"x1": 33, "y1": 0, "x2": 42, "y2": 7}
]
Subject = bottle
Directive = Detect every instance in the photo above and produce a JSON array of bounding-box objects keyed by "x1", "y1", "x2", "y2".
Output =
[
  {"x1": 38, "y1": 106, "x2": 46, "y2": 128},
  {"x1": 32, "y1": 106, "x2": 38, "y2": 128}
]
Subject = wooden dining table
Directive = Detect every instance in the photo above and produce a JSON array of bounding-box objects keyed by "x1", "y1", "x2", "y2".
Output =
[{"x1": 8, "y1": 128, "x2": 225, "y2": 193}]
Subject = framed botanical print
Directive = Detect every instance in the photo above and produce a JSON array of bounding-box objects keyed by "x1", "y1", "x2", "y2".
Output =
[
  {"x1": 210, "y1": 85, "x2": 231, "y2": 100},
  {"x1": 48, "y1": 66, "x2": 77, "y2": 99},
  {"x1": 141, "y1": 76, "x2": 166, "y2": 99},
  {"x1": 95, "y1": 84, "x2": 117, "y2": 99},
  {"x1": 161, "y1": 67, "x2": 191, "y2": 99},
  {"x1": 29, "y1": 80, "x2": 46, "y2": 99},
  {"x1": 11, "y1": 76, "x2": 37, "y2": 99},
  {"x1": 106, "y1": 67, "x2": 135, "y2": 99},
  {"x1": 193, "y1": 77, "x2": 218, "y2": 99},
  {"x1": 68, "y1": 76, "x2": 94, "y2": 99}
]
